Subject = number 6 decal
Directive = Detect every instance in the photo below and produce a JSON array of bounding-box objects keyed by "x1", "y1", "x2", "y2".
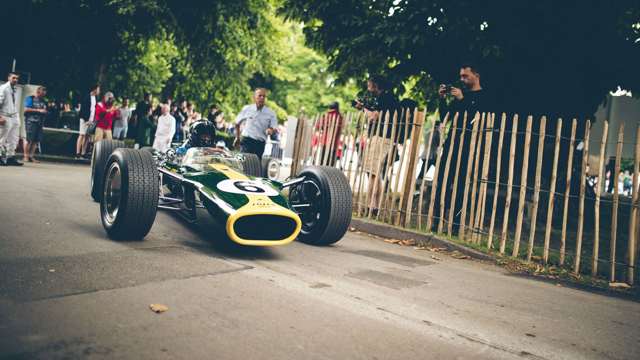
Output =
[{"x1": 217, "y1": 179, "x2": 279, "y2": 196}]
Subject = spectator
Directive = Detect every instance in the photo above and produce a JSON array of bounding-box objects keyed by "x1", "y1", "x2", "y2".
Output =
[
  {"x1": 214, "y1": 113, "x2": 227, "y2": 132},
  {"x1": 94, "y1": 92, "x2": 119, "y2": 142},
  {"x1": 58, "y1": 103, "x2": 77, "y2": 129},
  {"x1": 207, "y1": 104, "x2": 222, "y2": 124},
  {"x1": 315, "y1": 101, "x2": 343, "y2": 166},
  {"x1": 234, "y1": 88, "x2": 278, "y2": 160},
  {"x1": 134, "y1": 93, "x2": 154, "y2": 147},
  {"x1": 170, "y1": 103, "x2": 185, "y2": 142},
  {"x1": 23, "y1": 86, "x2": 48, "y2": 163},
  {"x1": 45, "y1": 100, "x2": 58, "y2": 128},
  {"x1": 357, "y1": 76, "x2": 399, "y2": 212},
  {"x1": 152, "y1": 104, "x2": 176, "y2": 153},
  {"x1": 77, "y1": 84, "x2": 100, "y2": 159},
  {"x1": 113, "y1": 97, "x2": 131, "y2": 140},
  {"x1": 0, "y1": 72, "x2": 23, "y2": 166}
]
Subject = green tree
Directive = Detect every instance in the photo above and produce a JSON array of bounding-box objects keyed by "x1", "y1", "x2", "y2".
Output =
[{"x1": 282, "y1": 0, "x2": 640, "y2": 119}]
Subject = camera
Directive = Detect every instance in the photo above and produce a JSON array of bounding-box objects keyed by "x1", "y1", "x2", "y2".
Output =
[{"x1": 445, "y1": 84, "x2": 453, "y2": 93}]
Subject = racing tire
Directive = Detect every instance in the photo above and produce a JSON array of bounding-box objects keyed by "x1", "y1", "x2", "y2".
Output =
[
  {"x1": 140, "y1": 146, "x2": 156, "y2": 155},
  {"x1": 241, "y1": 153, "x2": 262, "y2": 177},
  {"x1": 261, "y1": 156, "x2": 281, "y2": 180},
  {"x1": 100, "y1": 149, "x2": 159, "y2": 240},
  {"x1": 292, "y1": 166, "x2": 352, "y2": 245},
  {"x1": 91, "y1": 139, "x2": 126, "y2": 202}
]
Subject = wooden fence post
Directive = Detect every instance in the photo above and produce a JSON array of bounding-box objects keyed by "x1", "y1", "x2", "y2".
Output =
[
  {"x1": 543, "y1": 119, "x2": 563, "y2": 264},
  {"x1": 527, "y1": 116, "x2": 546, "y2": 261},
  {"x1": 574, "y1": 120, "x2": 591, "y2": 274},
  {"x1": 468, "y1": 114, "x2": 486, "y2": 242},
  {"x1": 611, "y1": 123, "x2": 624, "y2": 281},
  {"x1": 428, "y1": 115, "x2": 454, "y2": 231},
  {"x1": 629, "y1": 125, "x2": 640, "y2": 285},
  {"x1": 513, "y1": 116, "x2": 533, "y2": 257},
  {"x1": 402, "y1": 110, "x2": 426, "y2": 228},
  {"x1": 592, "y1": 120, "x2": 608, "y2": 275},
  {"x1": 417, "y1": 112, "x2": 441, "y2": 230},
  {"x1": 448, "y1": 112, "x2": 469, "y2": 237},
  {"x1": 474, "y1": 113, "x2": 495, "y2": 245},
  {"x1": 488, "y1": 113, "x2": 507, "y2": 250},
  {"x1": 368, "y1": 111, "x2": 391, "y2": 218},
  {"x1": 560, "y1": 119, "x2": 578, "y2": 265},
  {"x1": 376, "y1": 111, "x2": 399, "y2": 221},
  {"x1": 500, "y1": 115, "x2": 519, "y2": 254},
  {"x1": 438, "y1": 113, "x2": 459, "y2": 233},
  {"x1": 393, "y1": 109, "x2": 416, "y2": 225},
  {"x1": 459, "y1": 113, "x2": 481, "y2": 241}
]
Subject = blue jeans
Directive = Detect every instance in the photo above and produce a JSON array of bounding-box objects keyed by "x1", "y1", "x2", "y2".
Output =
[{"x1": 113, "y1": 126, "x2": 127, "y2": 140}]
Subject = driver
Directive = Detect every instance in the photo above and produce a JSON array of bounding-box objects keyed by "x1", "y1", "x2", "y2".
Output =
[{"x1": 176, "y1": 120, "x2": 220, "y2": 155}]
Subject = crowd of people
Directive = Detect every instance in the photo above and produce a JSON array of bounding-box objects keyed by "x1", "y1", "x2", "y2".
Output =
[{"x1": 0, "y1": 72, "x2": 284, "y2": 166}]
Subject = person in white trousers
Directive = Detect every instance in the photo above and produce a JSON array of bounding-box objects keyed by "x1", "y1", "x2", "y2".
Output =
[
  {"x1": 152, "y1": 104, "x2": 176, "y2": 153},
  {"x1": 0, "y1": 72, "x2": 23, "y2": 166}
]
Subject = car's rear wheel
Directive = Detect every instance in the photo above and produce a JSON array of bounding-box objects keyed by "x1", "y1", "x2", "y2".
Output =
[
  {"x1": 100, "y1": 149, "x2": 159, "y2": 240},
  {"x1": 241, "y1": 153, "x2": 261, "y2": 177},
  {"x1": 290, "y1": 166, "x2": 352, "y2": 245},
  {"x1": 261, "y1": 156, "x2": 281, "y2": 180},
  {"x1": 91, "y1": 139, "x2": 126, "y2": 202}
]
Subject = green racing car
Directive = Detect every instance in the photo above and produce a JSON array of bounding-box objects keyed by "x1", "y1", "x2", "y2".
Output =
[{"x1": 89, "y1": 139, "x2": 352, "y2": 246}]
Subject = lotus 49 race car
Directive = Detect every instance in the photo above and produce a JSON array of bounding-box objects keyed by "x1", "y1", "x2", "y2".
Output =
[{"x1": 90, "y1": 140, "x2": 352, "y2": 246}]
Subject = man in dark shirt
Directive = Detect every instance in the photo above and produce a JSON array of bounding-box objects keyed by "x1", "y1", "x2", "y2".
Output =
[
  {"x1": 431, "y1": 64, "x2": 494, "y2": 232},
  {"x1": 134, "y1": 93, "x2": 154, "y2": 147},
  {"x1": 24, "y1": 86, "x2": 48, "y2": 163}
]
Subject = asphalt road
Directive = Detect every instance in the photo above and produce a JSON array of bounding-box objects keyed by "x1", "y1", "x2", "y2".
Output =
[{"x1": 0, "y1": 162, "x2": 639, "y2": 360}]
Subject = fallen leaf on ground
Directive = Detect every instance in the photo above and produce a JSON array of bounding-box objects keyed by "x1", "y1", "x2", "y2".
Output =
[
  {"x1": 349, "y1": 227, "x2": 356, "y2": 232},
  {"x1": 48, "y1": 269, "x2": 55, "y2": 273},
  {"x1": 608, "y1": 282, "x2": 631, "y2": 289},
  {"x1": 451, "y1": 251, "x2": 471, "y2": 260},
  {"x1": 384, "y1": 239, "x2": 402, "y2": 244},
  {"x1": 399, "y1": 239, "x2": 416, "y2": 246},
  {"x1": 149, "y1": 304, "x2": 169, "y2": 313},
  {"x1": 431, "y1": 255, "x2": 442, "y2": 261}
]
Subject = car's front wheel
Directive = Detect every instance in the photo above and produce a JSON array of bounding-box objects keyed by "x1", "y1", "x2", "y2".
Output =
[
  {"x1": 100, "y1": 149, "x2": 159, "y2": 240},
  {"x1": 290, "y1": 166, "x2": 352, "y2": 245}
]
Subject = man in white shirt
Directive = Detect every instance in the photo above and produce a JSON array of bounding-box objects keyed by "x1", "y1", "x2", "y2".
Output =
[
  {"x1": 234, "y1": 88, "x2": 278, "y2": 160},
  {"x1": 113, "y1": 97, "x2": 132, "y2": 140},
  {"x1": 76, "y1": 84, "x2": 100, "y2": 159},
  {"x1": 0, "y1": 72, "x2": 23, "y2": 166},
  {"x1": 152, "y1": 104, "x2": 176, "y2": 153}
]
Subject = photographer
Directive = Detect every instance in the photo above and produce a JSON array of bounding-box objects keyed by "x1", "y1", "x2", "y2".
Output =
[{"x1": 354, "y1": 76, "x2": 399, "y2": 213}]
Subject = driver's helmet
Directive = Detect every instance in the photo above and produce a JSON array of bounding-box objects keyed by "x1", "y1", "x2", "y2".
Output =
[{"x1": 188, "y1": 120, "x2": 216, "y2": 147}]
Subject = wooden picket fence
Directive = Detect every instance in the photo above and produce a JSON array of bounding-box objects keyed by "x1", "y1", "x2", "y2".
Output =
[{"x1": 291, "y1": 109, "x2": 640, "y2": 285}]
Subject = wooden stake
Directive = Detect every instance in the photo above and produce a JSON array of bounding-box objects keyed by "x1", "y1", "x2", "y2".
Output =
[
  {"x1": 438, "y1": 113, "x2": 459, "y2": 233},
  {"x1": 416, "y1": 112, "x2": 441, "y2": 230},
  {"x1": 474, "y1": 114, "x2": 496, "y2": 244},
  {"x1": 611, "y1": 123, "x2": 624, "y2": 281},
  {"x1": 367, "y1": 111, "x2": 390, "y2": 218},
  {"x1": 500, "y1": 115, "x2": 519, "y2": 254},
  {"x1": 543, "y1": 119, "x2": 563, "y2": 264},
  {"x1": 403, "y1": 110, "x2": 426, "y2": 228},
  {"x1": 468, "y1": 113, "x2": 486, "y2": 242},
  {"x1": 574, "y1": 120, "x2": 591, "y2": 274},
  {"x1": 513, "y1": 116, "x2": 533, "y2": 257},
  {"x1": 560, "y1": 119, "x2": 577, "y2": 265},
  {"x1": 428, "y1": 114, "x2": 453, "y2": 232},
  {"x1": 448, "y1": 112, "x2": 469, "y2": 237},
  {"x1": 630, "y1": 124, "x2": 640, "y2": 284},
  {"x1": 527, "y1": 116, "x2": 547, "y2": 261},
  {"x1": 488, "y1": 113, "x2": 507, "y2": 250},
  {"x1": 376, "y1": 111, "x2": 399, "y2": 221},
  {"x1": 459, "y1": 113, "x2": 481, "y2": 241},
  {"x1": 393, "y1": 108, "x2": 415, "y2": 225},
  {"x1": 592, "y1": 120, "x2": 608, "y2": 275}
]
